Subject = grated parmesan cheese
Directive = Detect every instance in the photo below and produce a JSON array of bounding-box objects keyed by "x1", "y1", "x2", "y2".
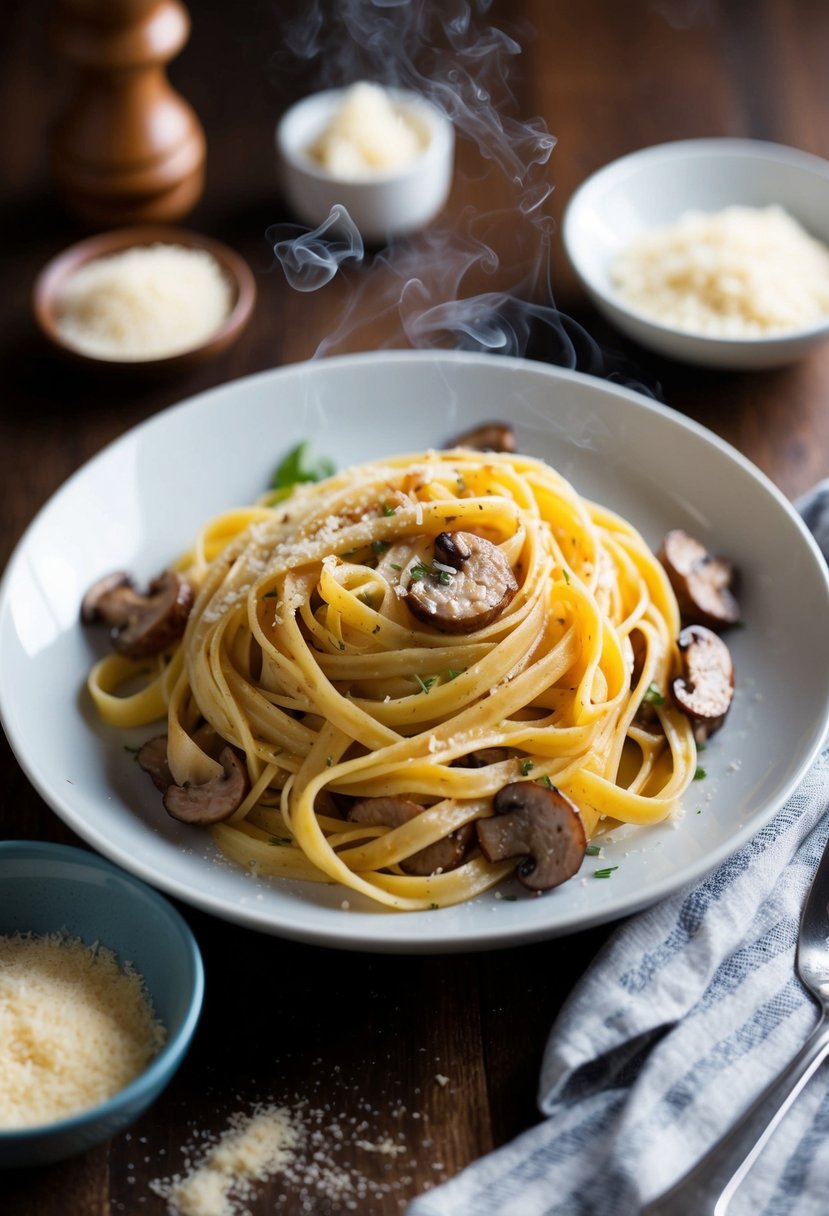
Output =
[
  {"x1": 0, "y1": 931, "x2": 166, "y2": 1128},
  {"x1": 54, "y1": 243, "x2": 234, "y2": 361},
  {"x1": 611, "y1": 204, "x2": 829, "y2": 338},
  {"x1": 154, "y1": 1106, "x2": 300, "y2": 1216},
  {"x1": 307, "y1": 81, "x2": 425, "y2": 178}
]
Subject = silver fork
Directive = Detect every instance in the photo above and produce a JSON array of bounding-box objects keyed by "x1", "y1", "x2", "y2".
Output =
[{"x1": 642, "y1": 831, "x2": 829, "y2": 1216}]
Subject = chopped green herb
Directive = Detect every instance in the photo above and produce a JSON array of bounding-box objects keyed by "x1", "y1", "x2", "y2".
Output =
[
  {"x1": 390, "y1": 563, "x2": 403, "y2": 572},
  {"x1": 562, "y1": 568, "x2": 571, "y2": 585},
  {"x1": 270, "y1": 441, "x2": 335, "y2": 498},
  {"x1": 643, "y1": 683, "x2": 666, "y2": 705},
  {"x1": 520, "y1": 759, "x2": 534, "y2": 776},
  {"x1": 372, "y1": 540, "x2": 389, "y2": 555},
  {"x1": 594, "y1": 866, "x2": 618, "y2": 879},
  {"x1": 382, "y1": 504, "x2": 397, "y2": 516},
  {"x1": 535, "y1": 775, "x2": 554, "y2": 789},
  {"x1": 436, "y1": 569, "x2": 452, "y2": 585},
  {"x1": 446, "y1": 667, "x2": 465, "y2": 681},
  {"x1": 585, "y1": 843, "x2": 602, "y2": 856},
  {"x1": 694, "y1": 766, "x2": 706, "y2": 781},
  {"x1": 415, "y1": 673, "x2": 437, "y2": 694},
  {"x1": 268, "y1": 836, "x2": 293, "y2": 847},
  {"x1": 409, "y1": 561, "x2": 430, "y2": 582}
]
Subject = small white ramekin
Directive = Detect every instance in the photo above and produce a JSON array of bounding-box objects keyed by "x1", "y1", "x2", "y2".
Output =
[{"x1": 275, "y1": 85, "x2": 455, "y2": 245}]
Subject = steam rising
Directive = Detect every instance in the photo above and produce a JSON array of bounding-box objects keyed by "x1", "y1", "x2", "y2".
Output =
[
  {"x1": 270, "y1": 0, "x2": 658, "y2": 396},
  {"x1": 272, "y1": 205, "x2": 364, "y2": 293}
]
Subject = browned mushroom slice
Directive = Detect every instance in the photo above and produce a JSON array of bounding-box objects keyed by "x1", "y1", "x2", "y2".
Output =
[
  {"x1": 347, "y1": 796, "x2": 474, "y2": 876},
  {"x1": 81, "y1": 571, "x2": 133, "y2": 625},
  {"x1": 163, "y1": 746, "x2": 250, "y2": 825},
  {"x1": 475, "y1": 781, "x2": 586, "y2": 892},
  {"x1": 452, "y1": 747, "x2": 513, "y2": 769},
  {"x1": 136, "y1": 733, "x2": 174, "y2": 792},
  {"x1": 659, "y1": 529, "x2": 740, "y2": 631},
  {"x1": 405, "y1": 531, "x2": 517, "y2": 634},
  {"x1": 82, "y1": 569, "x2": 194, "y2": 658},
  {"x1": 672, "y1": 624, "x2": 734, "y2": 742},
  {"x1": 445, "y1": 422, "x2": 517, "y2": 452}
]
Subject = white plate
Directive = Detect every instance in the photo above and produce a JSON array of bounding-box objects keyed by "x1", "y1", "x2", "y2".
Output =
[
  {"x1": 563, "y1": 138, "x2": 829, "y2": 369},
  {"x1": 2, "y1": 351, "x2": 829, "y2": 952}
]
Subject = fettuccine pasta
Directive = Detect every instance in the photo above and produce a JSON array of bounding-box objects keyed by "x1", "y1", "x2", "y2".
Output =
[{"x1": 87, "y1": 447, "x2": 698, "y2": 910}]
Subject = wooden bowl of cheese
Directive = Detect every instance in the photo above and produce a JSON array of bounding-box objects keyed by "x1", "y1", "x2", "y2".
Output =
[{"x1": 32, "y1": 226, "x2": 256, "y2": 370}]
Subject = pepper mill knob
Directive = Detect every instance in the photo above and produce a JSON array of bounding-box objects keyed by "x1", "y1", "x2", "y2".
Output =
[{"x1": 50, "y1": 0, "x2": 206, "y2": 226}]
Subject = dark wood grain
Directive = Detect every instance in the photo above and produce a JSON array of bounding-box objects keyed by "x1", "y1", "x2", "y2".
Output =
[{"x1": 2, "y1": 1, "x2": 829, "y2": 1212}]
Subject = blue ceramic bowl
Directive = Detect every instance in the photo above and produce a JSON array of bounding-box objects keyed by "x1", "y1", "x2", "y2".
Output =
[{"x1": 0, "y1": 841, "x2": 204, "y2": 1168}]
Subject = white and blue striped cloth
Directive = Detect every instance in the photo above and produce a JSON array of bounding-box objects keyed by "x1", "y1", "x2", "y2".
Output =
[{"x1": 408, "y1": 485, "x2": 829, "y2": 1216}]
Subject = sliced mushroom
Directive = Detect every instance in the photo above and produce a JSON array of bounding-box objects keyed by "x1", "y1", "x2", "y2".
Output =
[
  {"x1": 672, "y1": 624, "x2": 734, "y2": 742},
  {"x1": 405, "y1": 531, "x2": 517, "y2": 634},
  {"x1": 136, "y1": 733, "x2": 174, "y2": 792},
  {"x1": 81, "y1": 571, "x2": 133, "y2": 625},
  {"x1": 452, "y1": 747, "x2": 513, "y2": 769},
  {"x1": 659, "y1": 529, "x2": 740, "y2": 631},
  {"x1": 347, "y1": 796, "x2": 474, "y2": 876},
  {"x1": 82, "y1": 569, "x2": 194, "y2": 658},
  {"x1": 446, "y1": 422, "x2": 517, "y2": 452},
  {"x1": 475, "y1": 781, "x2": 586, "y2": 892},
  {"x1": 163, "y1": 746, "x2": 250, "y2": 825}
]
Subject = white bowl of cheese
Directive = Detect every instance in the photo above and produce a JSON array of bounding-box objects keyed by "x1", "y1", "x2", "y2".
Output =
[
  {"x1": 275, "y1": 81, "x2": 455, "y2": 245},
  {"x1": 562, "y1": 138, "x2": 829, "y2": 369}
]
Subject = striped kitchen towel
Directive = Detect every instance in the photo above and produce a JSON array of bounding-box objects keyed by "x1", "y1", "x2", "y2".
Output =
[{"x1": 408, "y1": 483, "x2": 829, "y2": 1216}]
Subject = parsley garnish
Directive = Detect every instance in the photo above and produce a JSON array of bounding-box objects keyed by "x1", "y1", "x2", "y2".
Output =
[
  {"x1": 372, "y1": 540, "x2": 389, "y2": 555},
  {"x1": 536, "y1": 775, "x2": 554, "y2": 789},
  {"x1": 520, "y1": 759, "x2": 534, "y2": 776},
  {"x1": 415, "y1": 674, "x2": 437, "y2": 694},
  {"x1": 409, "y1": 561, "x2": 430, "y2": 582},
  {"x1": 382, "y1": 504, "x2": 397, "y2": 516},
  {"x1": 268, "y1": 836, "x2": 292, "y2": 846},
  {"x1": 585, "y1": 843, "x2": 602, "y2": 856},
  {"x1": 446, "y1": 667, "x2": 465, "y2": 681},
  {"x1": 694, "y1": 766, "x2": 706, "y2": 781},
  {"x1": 270, "y1": 441, "x2": 335, "y2": 500},
  {"x1": 594, "y1": 866, "x2": 618, "y2": 879},
  {"x1": 643, "y1": 683, "x2": 666, "y2": 705},
  {"x1": 562, "y1": 568, "x2": 571, "y2": 585}
]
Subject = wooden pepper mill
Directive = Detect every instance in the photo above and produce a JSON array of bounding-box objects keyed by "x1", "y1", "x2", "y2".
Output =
[{"x1": 50, "y1": 0, "x2": 206, "y2": 227}]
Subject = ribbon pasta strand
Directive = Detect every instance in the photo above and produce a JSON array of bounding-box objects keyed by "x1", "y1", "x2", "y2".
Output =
[{"x1": 87, "y1": 448, "x2": 697, "y2": 909}]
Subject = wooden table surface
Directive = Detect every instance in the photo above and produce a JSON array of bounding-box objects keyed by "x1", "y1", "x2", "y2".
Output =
[{"x1": 3, "y1": 1, "x2": 829, "y2": 1212}]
